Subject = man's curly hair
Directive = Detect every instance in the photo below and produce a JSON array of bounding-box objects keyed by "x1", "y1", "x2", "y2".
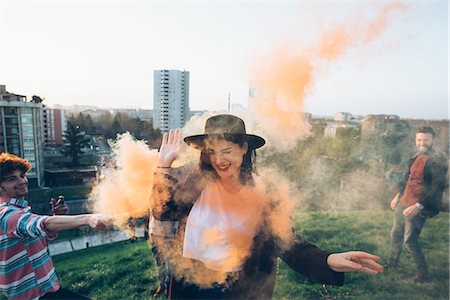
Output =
[
  {"x1": 416, "y1": 126, "x2": 436, "y2": 138},
  {"x1": 0, "y1": 153, "x2": 31, "y2": 181}
]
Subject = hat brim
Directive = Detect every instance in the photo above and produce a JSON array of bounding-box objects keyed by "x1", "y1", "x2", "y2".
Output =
[{"x1": 184, "y1": 133, "x2": 265, "y2": 150}]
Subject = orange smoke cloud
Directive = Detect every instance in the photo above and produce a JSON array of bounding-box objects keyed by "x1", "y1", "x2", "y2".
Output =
[
  {"x1": 89, "y1": 133, "x2": 159, "y2": 227},
  {"x1": 257, "y1": 167, "x2": 296, "y2": 247},
  {"x1": 319, "y1": 27, "x2": 351, "y2": 61},
  {"x1": 249, "y1": 48, "x2": 313, "y2": 146},
  {"x1": 363, "y1": 2, "x2": 408, "y2": 43},
  {"x1": 249, "y1": 2, "x2": 409, "y2": 148},
  {"x1": 199, "y1": 181, "x2": 267, "y2": 272},
  {"x1": 149, "y1": 167, "x2": 296, "y2": 287}
]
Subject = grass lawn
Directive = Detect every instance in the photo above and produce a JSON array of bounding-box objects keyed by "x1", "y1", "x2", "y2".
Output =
[
  {"x1": 274, "y1": 211, "x2": 449, "y2": 299},
  {"x1": 39, "y1": 211, "x2": 450, "y2": 299},
  {"x1": 53, "y1": 240, "x2": 157, "y2": 299}
]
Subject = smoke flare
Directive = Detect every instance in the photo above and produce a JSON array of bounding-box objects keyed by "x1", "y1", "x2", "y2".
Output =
[
  {"x1": 89, "y1": 133, "x2": 159, "y2": 227},
  {"x1": 248, "y1": 2, "x2": 408, "y2": 150}
]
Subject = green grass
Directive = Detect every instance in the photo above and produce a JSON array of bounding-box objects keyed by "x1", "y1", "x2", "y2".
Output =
[
  {"x1": 1, "y1": 211, "x2": 447, "y2": 299},
  {"x1": 274, "y1": 211, "x2": 449, "y2": 300},
  {"x1": 53, "y1": 240, "x2": 158, "y2": 299}
]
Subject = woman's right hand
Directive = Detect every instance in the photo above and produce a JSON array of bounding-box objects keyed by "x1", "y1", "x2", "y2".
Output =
[
  {"x1": 327, "y1": 251, "x2": 384, "y2": 275},
  {"x1": 158, "y1": 129, "x2": 182, "y2": 168}
]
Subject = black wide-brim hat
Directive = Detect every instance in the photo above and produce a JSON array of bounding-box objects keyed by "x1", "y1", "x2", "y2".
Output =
[{"x1": 184, "y1": 114, "x2": 266, "y2": 150}]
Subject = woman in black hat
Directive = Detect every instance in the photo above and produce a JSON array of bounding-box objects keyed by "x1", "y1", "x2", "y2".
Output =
[{"x1": 151, "y1": 114, "x2": 383, "y2": 300}]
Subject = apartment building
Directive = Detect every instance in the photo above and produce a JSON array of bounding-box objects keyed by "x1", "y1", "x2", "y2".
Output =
[
  {"x1": 0, "y1": 85, "x2": 44, "y2": 187},
  {"x1": 153, "y1": 69, "x2": 190, "y2": 132},
  {"x1": 43, "y1": 105, "x2": 66, "y2": 146}
]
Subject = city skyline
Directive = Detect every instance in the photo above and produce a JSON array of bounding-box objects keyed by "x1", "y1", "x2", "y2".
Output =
[{"x1": 1, "y1": 1, "x2": 448, "y2": 120}]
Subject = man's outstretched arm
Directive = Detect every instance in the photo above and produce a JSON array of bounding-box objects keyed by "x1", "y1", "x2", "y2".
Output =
[{"x1": 44, "y1": 214, "x2": 114, "y2": 232}]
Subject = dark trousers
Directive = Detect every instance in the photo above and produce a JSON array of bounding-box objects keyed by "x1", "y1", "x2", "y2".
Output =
[
  {"x1": 151, "y1": 243, "x2": 171, "y2": 291},
  {"x1": 41, "y1": 288, "x2": 90, "y2": 300},
  {"x1": 170, "y1": 279, "x2": 225, "y2": 300},
  {"x1": 388, "y1": 204, "x2": 428, "y2": 275}
]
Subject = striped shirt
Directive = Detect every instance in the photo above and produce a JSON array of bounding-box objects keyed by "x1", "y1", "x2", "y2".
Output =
[{"x1": 0, "y1": 199, "x2": 59, "y2": 299}]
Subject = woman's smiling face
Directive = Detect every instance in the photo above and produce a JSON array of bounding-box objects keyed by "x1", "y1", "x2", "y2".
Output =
[{"x1": 206, "y1": 139, "x2": 248, "y2": 182}]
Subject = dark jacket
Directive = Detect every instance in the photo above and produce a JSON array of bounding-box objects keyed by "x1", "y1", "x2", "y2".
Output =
[
  {"x1": 151, "y1": 168, "x2": 344, "y2": 300},
  {"x1": 398, "y1": 150, "x2": 448, "y2": 217}
]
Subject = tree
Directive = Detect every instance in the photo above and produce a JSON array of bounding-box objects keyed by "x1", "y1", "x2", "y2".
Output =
[
  {"x1": 31, "y1": 95, "x2": 44, "y2": 103},
  {"x1": 111, "y1": 113, "x2": 123, "y2": 137},
  {"x1": 83, "y1": 114, "x2": 97, "y2": 134},
  {"x1": 262, "y1": 125, "x2": 367, "y2": 211},
  {"x1": 98, "y1": 111, "x2": 114, "y2": 138},
  {"x1": 61, "y1": 122, "x2": 90, "y2": 167},
  {"x1": 68, "y1": 110, "x2": 162, "y2": 146},
  {"x1": 68, "y1": 113, "x2": 98, "y2": 135}
]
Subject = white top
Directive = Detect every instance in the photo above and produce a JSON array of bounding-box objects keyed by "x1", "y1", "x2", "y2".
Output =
[{"x1": 183, "y1": 180, "x2": 265, "y2": 272}]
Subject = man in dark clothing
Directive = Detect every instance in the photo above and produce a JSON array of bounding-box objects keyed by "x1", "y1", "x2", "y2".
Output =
[{"x1": 387, "y1": 126, "x2": 448, "y2": 283}]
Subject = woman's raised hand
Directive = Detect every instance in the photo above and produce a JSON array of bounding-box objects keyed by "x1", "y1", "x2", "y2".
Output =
[{"x1": 158, "y1": 129, "x2": 182, "y2": 168}]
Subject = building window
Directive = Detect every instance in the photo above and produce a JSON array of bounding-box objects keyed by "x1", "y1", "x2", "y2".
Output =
[
  {"x1": 22, "y1": 128, "x2": 33, "y2": 135},
  {"x1": 4, "y1": 108, "x2": 17, "y2": 115},
  {"x1": 21, "y1": 116, "x2": 33, "y2": 124},
  {"x1": 21, "y1": 108, "x2": 32, "y2": 114}
]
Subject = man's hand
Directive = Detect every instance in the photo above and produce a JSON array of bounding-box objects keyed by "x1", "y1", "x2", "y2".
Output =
[
  {"x1": 51, "y1": 195, "x2": 68, "y2": 215},
  {"x1": 87, "y1": 214, "x2": 115, "y2": 230},
  {"x1": 327, "y1": 251, "x2": 384, "y2": 275},
  {"x1": 390, "y1": 193, "x2": 400, "y2": 210},
  {"x1": 44, "y1": 214, "x2": 115, "y2": 233},
  {"x1": 158, "y1": 129, "x2": 182, "y2": 168},
  {"x1": 402, "y1": 204, "x2": 420, "y2": 217}
]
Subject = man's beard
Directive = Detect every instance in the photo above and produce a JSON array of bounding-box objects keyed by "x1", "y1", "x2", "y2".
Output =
[{"x1": 419, "y1": 145, "x2": 432, "y2": 153}]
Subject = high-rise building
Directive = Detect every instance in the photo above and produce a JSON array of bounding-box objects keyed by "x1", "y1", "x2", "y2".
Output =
[
  {"x1": 0, "y1": 85, "x2": 44, "y2": 187},
  {"x1": 43, "y1": 106, "x2": 66, "y2": 146},
  {"x1": 153, "y1": 69, "x2": 189, "y2": 132}
]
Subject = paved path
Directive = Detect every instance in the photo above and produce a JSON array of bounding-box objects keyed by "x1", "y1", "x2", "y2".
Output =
[{"x1": 48, "y1": 228, "x2": 146, "y2": 256}]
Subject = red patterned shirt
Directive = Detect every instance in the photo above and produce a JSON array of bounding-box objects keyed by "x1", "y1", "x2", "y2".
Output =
[
  {"x1": 0, "y1": 199, "x2": 59, "y2": 299},
  {"x1": 400, "y1": 154, "x2": 428, "y2": 208}
]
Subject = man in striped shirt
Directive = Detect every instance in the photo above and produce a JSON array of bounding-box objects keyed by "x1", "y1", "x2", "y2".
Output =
[{"x1": 0, "y1": 153, "x2": 113, "y2": 299}]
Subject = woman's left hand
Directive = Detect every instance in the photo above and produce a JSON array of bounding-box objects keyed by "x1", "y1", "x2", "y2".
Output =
[{"x1": 327, "y1": 251, "x2": 384, "y2": 275}]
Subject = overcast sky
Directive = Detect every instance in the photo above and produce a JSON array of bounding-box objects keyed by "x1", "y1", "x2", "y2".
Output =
[{"x1": 1, "y1": 1, "x2": 448, "y2": 119}]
